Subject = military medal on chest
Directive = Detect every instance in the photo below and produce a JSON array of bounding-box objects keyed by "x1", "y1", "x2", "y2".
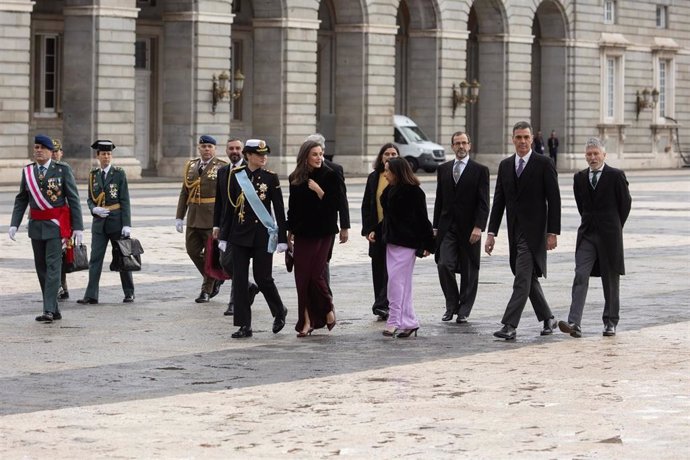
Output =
[
  {"x1": 258, "y1": 182, "x2": 268, "y2": 201},
  {"x1": 109, "y1": 183, "x2": 119, "y2": 199},
  {"x1": 207, "y1": 164, "x2": 218, "y2": 180},
  {"x1": 45, "y1": 177, "x2": 63, "y2": 202}
]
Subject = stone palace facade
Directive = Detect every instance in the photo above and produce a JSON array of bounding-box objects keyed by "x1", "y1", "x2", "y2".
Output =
[{"x1": 1, "y1": 0, "x2": 688, "y2": 180}]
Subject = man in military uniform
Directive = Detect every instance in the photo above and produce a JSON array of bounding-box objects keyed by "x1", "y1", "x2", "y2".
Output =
[
  {"x1": 176, "y1": 135, "x2": 227, "y2": 303},
  {"x1": 77, "y1": 140, "x2": 135, "y2": 304},
  {"x1": 213, "y1": 138, "x2": 260, "y2": 316},
  {"x1": 9, "y1": 134, "x2": 84, "y2": 323},
  {"x1": 52, "y1": 138, "x2": 71, "y2": 301},
  {"x1": 219, "y1": 139, "x2": 289, "y2": 338}
]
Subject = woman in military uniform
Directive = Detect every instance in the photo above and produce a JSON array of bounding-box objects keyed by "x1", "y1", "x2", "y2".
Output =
[
  {"x1": 77, "y1": 140, "x2": 135, "y2": 304},
  {"x1": 219, "y1": 139, "x2": 289, "y2": 338}
]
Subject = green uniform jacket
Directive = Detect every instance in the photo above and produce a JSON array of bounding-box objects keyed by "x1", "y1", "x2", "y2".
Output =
[
  {"x1": 11, "y1": 160, "x2": 84, "y2": 238},
  {"x1": 87, "y1": 166, "x2": 131, "y2": 234}
]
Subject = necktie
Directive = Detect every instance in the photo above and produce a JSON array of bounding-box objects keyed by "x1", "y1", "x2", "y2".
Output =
[
  {"x1": 453, "y1": 161, "x2": 461, "y2": 184},
  {"x1": 101, "y1": 170, "x2": 107, "y2": 183},
  {"x1": 516, "y1": 158, "x2": 525, "y2": 177},
  {"x1": 198, "y1": 162, "x2": 206, "y2": 176},
  {"x1": 38, "y1": 165, "x2": 46, "y2": 179},
  {"x1": 591, "y1": 170, "x2": 600, "y2": 188}
]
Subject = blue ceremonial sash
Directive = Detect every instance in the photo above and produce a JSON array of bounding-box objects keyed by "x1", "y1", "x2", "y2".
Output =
[{"x1": 236, "y1": 169, "x2": 278, "y2": 253}]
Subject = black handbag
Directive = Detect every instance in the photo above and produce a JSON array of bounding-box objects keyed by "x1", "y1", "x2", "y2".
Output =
[
  {"x1": 110, "y1": 237, "x2": 144, "y2": 272},
  {"x1": 64, "y1": 243, "x2": 89, "y2": 273}
]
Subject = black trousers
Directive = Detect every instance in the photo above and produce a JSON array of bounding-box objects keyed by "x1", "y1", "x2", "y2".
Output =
[
  {"x1": 437, "y1": 227, "x2": 479, "y2": 318},
  {"x1": 369, "y1": 240, "x2": 389, "y2": 313},
  {"x1": 231, "y1": 244, "x2": 284, "y2": 328},
  {"x1": 501, "y1": 230, "x2": 553, "y2": 328}
]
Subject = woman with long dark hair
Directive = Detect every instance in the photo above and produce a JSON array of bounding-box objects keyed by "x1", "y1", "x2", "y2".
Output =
[
  {"x1": 287, "y1": 140, "x2": 343, "y2": 337},
  {"x1": 361, "y1": 143, "x2": 399, "y2": 320},
  {"x1": 378, "y1": 157, "x2": 434, "y2": 338}
]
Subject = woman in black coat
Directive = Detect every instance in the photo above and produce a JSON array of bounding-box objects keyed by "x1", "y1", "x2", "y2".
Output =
[
  {"x1": 361, "y1": 143, "x2": 399, "y2": 320},
  {"x1": 377, "y1": 157, "x2": 434, "y2": 338},
  {"x1": 287, "y1": 140, "x2": 343, "y2": 337}
]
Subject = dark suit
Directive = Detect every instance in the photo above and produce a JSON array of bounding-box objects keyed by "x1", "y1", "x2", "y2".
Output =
[
  {"x1": 84, "y1": 166, "x2": 134, "y2": 300},
  {"x1": 214, "y1": 160, "x2": 258, "y2": 309},
  {"x1": 569, "y1": 165, "x2": 631, "y2": 327},
  {"x1": 361, "y1": 169, "x2": 388, "y2": 314},
  {"x1": 11, "y1": 160, "x2": 84, "y2": 314},
  {"x1": 219, "y1": 166, "x2": 287, "y2": 328},
  {"x1": 488, "y1": 152, "x2": 561, "y2": 327},
  {"x1": 433, "y1": 159, "x2": 490, "y2": 318}
]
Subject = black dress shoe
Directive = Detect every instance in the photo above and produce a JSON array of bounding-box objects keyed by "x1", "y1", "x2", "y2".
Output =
[
  {"x1": 272, "y1": 307, "x2": 288, "y2": 334},
  {"x1": 441, "y1": 310, "x2": 454, "y2": 322},
  {"x1": 248, "y1": 283, "x2": 260, "y2": 306},
  {"x1": 603, "y1": 325, "x2": 616, "y2": 336},
  {"x1": 231, "y1": 326, "x2": 253, "y2": 338},
  {"x1": 123, "y1": 294, "x2": 135, "y2": 303},
  {"x1": 209, "y1": 280, "x2": 224, "y2": 299},
  {"x1": 77, "y1": 297, "x2": 98, "y2": 304},
  {"x1": 541, "y1": 317, "x2": 557, "y2": 336},
  {"x1": 35, "y1": 312, "x2": 54, "y2": 323},
  {"x1": 224, "y1": 303, "x2": 234, "y2": 316},
  {"x1": 195, "y1": 292, "x2": 210, "y2": 303},
  {"x1": 557, "y1": 320, "x2": 582, "y2": 338},
  {"x1": 372, "y1": 307, "x2": 389, "y2": 320},
  {"x1": 456, "y1": 315, "x2": 468, "y2": 324},
  {"x1": 493, "y1": 324, "x2": 516, "y2": 340},
  {"x1": 53, "y1": 311, "x2": 62, "y2": 320},
  {"x1": 58, "y1": 289, "x2": 69, "y2": 301}
]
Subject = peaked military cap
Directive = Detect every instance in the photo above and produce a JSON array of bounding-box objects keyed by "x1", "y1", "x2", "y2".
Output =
[
  {"x1": 243, "y1": 139, "x2": 270, "y2": 155},
  {"x1": 91, "y1": 140, "x2": 116, "y2": 151}
]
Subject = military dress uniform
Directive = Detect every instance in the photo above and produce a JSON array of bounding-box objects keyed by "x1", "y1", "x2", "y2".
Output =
[
  {"x1": 82, "y1": 165, "x2": 134, "y2": 302},
  {"x1": 176, "y1": 154, "x2": 227, "y2": 299},
  {"x1": 219, "y1": 160, "x2": 288, "y2": 337},
  {"x1": 10, "y1": 151, "x2": 84, "y2": 320}
]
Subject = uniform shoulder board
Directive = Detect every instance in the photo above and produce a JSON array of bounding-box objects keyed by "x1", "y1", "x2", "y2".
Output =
[
  {"x1": 231, "y1": 164, "x2": 247, "y2": 172},
  {"x1": 113, "y1": 166, "x2": 124, "y2": 172},
  {"x1": 264, "y1": 168, "x2": 276, "y2": 174},
  {"x1": 215, "y1": 158, "x2": 228, "y2": 165},
  {"x1": 90, "y1": 167, "x2": 100, "y2": 173}
]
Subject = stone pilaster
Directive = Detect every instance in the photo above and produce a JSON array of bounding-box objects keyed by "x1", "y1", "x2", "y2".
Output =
[
  {"x1": 0, "y1": 0, "x2": 34, "y2": 183},
  {"x1": 62, "y1": 1, "x2": 141, "y2": 179}
]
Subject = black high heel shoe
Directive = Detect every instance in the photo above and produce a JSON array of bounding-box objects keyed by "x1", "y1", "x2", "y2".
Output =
[
  {"x1": 395, "y1": 327, "x2": 419, "y2": 338},
  {"x1": 326, "y1": 311, "x2": 336, "y2": 331},
  {"x1": 382, "y1": 328, "x2": 397, "y2": 337}
]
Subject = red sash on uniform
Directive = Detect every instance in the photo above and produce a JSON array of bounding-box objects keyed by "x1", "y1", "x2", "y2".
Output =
[
  {"x1": 30, "y1": 207, "x2": 72, "y2": 239},
  {"x1": 24, "y1": 164, "x2": 74, "y2": 260}
]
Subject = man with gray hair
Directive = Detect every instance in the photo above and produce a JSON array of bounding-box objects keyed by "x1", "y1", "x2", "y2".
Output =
[
  {"x1": 558, "y1": 137, "x2": 631, "y2": 338},
  {"x1": 304, "y1": 134, "x2": 350, "y2": 286}
]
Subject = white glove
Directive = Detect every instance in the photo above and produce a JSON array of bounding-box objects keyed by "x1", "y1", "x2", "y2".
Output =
[
  {"x1": 93, "y1": 206, "x2": 110, "y2": 218},
  {"x1": 72, "y1": 230, "x2": 84, "y2": 246},
  {"x1": 218, "y1": 240, "x2": 227, "y2": 252},
  {"x1": 8, "y1": 226, "x2": 17, "y2": 241},
  {"x1": 276, "y1": 243, "x2": 288, "y2": 254},
  {"x1": 175, "y1": 219, "x2": 184, "y2": 233},
  {"x1": 121, "y1": 226, "x2": 131, "y2": 238}
]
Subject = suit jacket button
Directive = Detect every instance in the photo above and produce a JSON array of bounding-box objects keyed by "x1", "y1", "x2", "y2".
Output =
[{"x1": 254, "y1": 219, "x2": 258, "y2": 223}]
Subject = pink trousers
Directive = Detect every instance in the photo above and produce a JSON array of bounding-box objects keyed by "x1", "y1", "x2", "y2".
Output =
[{"x1": 386, "y1": 244, "x2": 419, "y2": 330}]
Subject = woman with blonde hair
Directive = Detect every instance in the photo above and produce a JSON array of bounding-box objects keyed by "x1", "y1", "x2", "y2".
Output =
[{"x1": 287, "y1": 140, "x2": 343, "y2": 337}]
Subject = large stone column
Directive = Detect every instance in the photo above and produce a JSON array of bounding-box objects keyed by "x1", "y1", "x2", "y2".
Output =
[
  {"x1": 0, "y1": 0, "x2": 34, "y2": 183},
  {"x1": 158, "y1": 0, "x2": 233, "y2": 178},
  {"x1": 362, "y1": 24, "x2": 398, "y2": 174},
  {"x1": 62, "y1": 0, "x2": 141, "y2": 179},
  {"x1": 334, "y1": 26, "x2": 367, "y2": 174}
]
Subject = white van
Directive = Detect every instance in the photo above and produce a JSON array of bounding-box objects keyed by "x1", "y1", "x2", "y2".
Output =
[{"x1": 393, "y1": 115, "x2": 445, "y2": 172}]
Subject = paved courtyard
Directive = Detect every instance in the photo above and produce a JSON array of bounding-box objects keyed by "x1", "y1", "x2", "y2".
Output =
[{"x1": 0, "y1": 168, "x2": 688, "y2": 458}]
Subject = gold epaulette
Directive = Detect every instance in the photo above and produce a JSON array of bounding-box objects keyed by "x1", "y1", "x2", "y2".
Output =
[{"x1": 231, "y1": 164, "x2": 247, "y2": 172}]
